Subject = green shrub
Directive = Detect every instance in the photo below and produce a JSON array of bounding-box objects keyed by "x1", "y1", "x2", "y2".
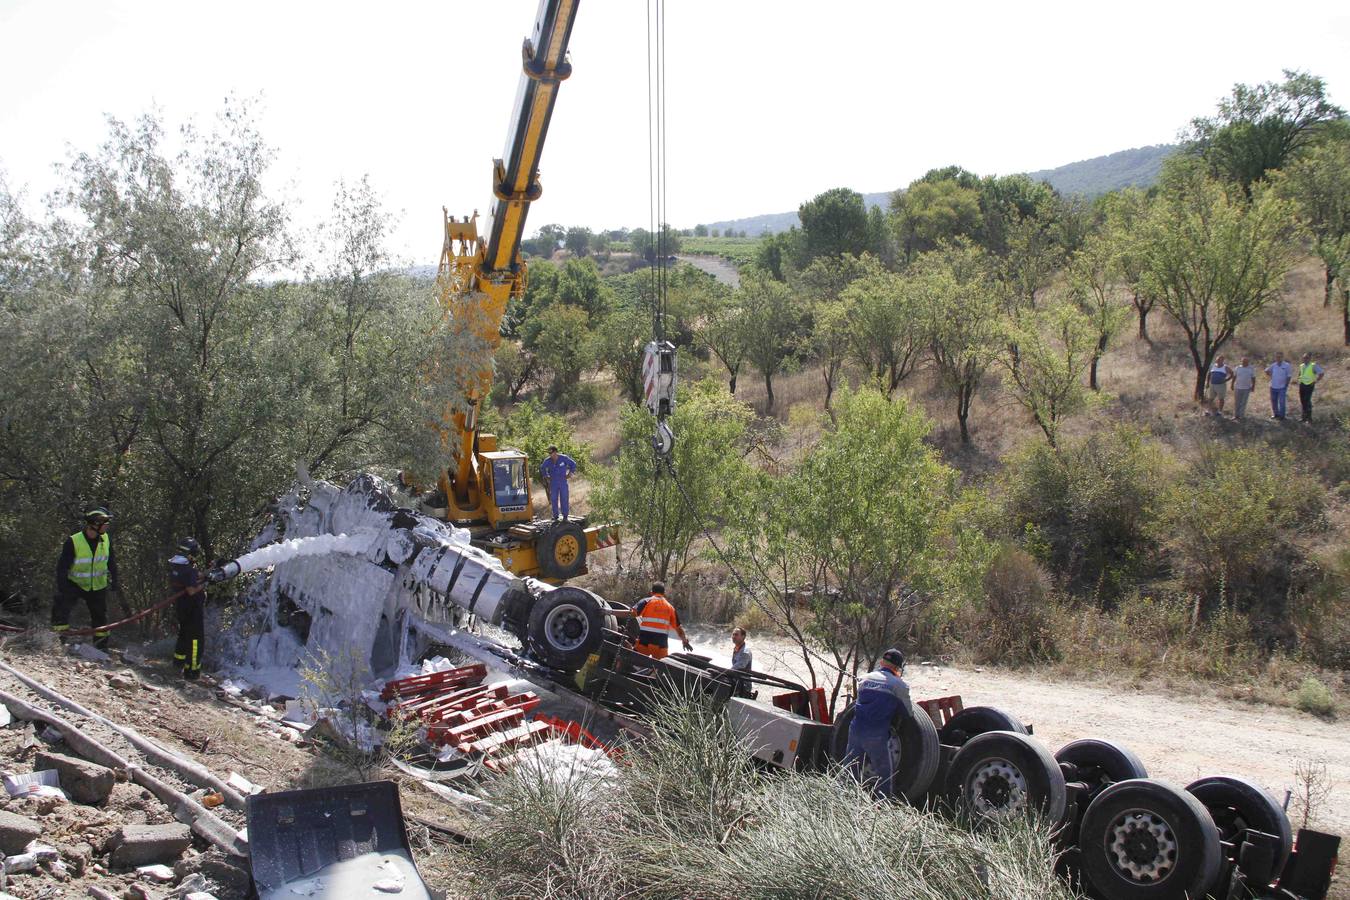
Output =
[
  {"x1": 973, "y1": 545, "x2": 1059, "y2": 665},
  {"x1": 482, "y1": 398, "x2": 592, "y2": 484},
  {"x1": 1002, "y1": 425, "x2": 1169, "y2": 594},
  {"x1": 1160, "y1": 446, "x2": 1325, "y2": 616},
  {"x1": 1295, "y1": 677, "x2": 1336, "y2": 718}
]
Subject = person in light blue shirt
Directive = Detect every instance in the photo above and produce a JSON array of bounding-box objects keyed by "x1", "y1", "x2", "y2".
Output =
[
  {"x1": 842, "y1": 648, "x2": 912, "y2": 798},
  {"x1": 1266, "y1": 351, "x2": 1294, "y2": 420},
  {"x1": 539, "y1": 445, "x2": 577, "y2": 520}
]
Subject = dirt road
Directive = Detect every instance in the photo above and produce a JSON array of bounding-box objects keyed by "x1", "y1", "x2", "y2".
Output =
[{"x1": 687, "y1": 627, "x2": 1350, "y2": 837}]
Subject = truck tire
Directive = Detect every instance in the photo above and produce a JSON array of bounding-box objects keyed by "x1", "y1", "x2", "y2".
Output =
[
  {"x1": 1185, "y1": 775, "x2": 1291, "y2": 882},
  {"x1": 946, "y1": 731, "x2": 1067, "y2": 826},
  {"x1": 1056, "y1": 739, "x2": 1149, "y2": 796},
  {"x1": 526, "y1": 586, "x2": 607, "y2": 670},
  {"x1": 1079, "y1": 778, "x2": 1221, "y2": 900},
  {"x1": 831, "y1": 700, "x2": 940, "y2": 804},
  {"x1": 938, "y1": 705, "x2": 1028, "y2": 747},
  {"x1": 537, "y1": 520, "x2": 588, "y2": 580}
]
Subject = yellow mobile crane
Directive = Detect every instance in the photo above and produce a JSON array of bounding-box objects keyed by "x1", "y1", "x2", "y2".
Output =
[{"x1": 423, "y1": 0, "x2": 616, "y2": 582}]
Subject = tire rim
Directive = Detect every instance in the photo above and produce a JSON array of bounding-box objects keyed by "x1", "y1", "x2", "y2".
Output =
[
  {"x1": 968, "y1": 757, "x2": 1028, "y2": 819},
  {"x1": 555, "y1": 534, "x2": 581, "y2": 566},
  {"x1": 1106, "y1": 809, "x2": 1178, "y2": 883},
  {"x1": 542, "y1": 603, "x2": 589, "y2": 651}
]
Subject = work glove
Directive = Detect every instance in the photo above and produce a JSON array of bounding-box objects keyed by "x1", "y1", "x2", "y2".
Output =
[{"x1": 682, "y1": 639, "x2": 694, "y2": 653}]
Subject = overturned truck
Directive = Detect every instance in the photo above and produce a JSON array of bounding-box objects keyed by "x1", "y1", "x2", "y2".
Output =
[{"x1": 221, "y1": 475, "x2": 1340, "y2": 900}]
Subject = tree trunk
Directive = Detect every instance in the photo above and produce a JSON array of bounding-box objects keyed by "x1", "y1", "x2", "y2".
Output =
[
  {"x1": 728, "y1": 369, "x2": 738, "y2": 395},
  {"x1": 1343, "y1": 288, "x2": 1350, "y2": 346},
  {"x1": 764, "y1": 372, "x2": 775, "y2": 413},
  {"x1": 1193, "y1": 368, "x2": 1208, "y2": 404},
  {"x1": 1325, "y1": 266, "x2": 1334, "y2": 308},
  {"x1": 957, "y1": 383, "x2": 973, "y2": 443},
  {"x1": 1090, "y1": 333, "x2": 1108, "y2": 391}
]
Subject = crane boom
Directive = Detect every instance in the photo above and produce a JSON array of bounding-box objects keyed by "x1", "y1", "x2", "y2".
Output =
[{"x1": 424, "y1": 1, "x2": 613, "y2": 585}]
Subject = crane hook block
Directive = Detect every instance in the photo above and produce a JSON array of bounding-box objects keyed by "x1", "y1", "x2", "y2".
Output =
[{"x1": 642, "y1": 340, "x2": 677, "y2": 420}]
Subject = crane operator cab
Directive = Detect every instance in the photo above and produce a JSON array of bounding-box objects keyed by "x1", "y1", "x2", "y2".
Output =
[{"x1": 482, "y1": 451, "x2": 531, "y2": 525}]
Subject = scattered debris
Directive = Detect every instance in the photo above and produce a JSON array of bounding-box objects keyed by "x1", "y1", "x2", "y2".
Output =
[
  {"x1": 3, "y1": 769, "x2": 65, "y2": 800},
  {"x1": 0, "y1": 810, "x2": 42, "y2": 854},
  {"x1": 224, "y1": 772, "x2": 261, "y2": 797},
  {"x1": 34, "y1": 749, "x2": 117, "y2": 804},
  {"x1": 70, "y1": 644, "x2": 112, "y2": 664},
  {"x1": 108, "y1": 822, "x2": 193, "y2": 868},
  {"x1": 136, "y1": 862, "x2": 177, "y2": 882}
]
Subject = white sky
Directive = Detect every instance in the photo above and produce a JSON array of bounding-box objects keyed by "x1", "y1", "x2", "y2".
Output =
[{"x1": 2, "y1": 0, "x2": 1348, "y2": 264}]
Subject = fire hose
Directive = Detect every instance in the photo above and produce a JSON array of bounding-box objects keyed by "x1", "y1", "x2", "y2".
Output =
[{"x1": 0, "y1": 589, "x2": 186, "y2": 635}]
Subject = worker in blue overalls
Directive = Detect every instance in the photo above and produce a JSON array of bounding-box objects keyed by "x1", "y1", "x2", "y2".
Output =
[
  {"x1": 539, "y1": 445, "x2": 577, "y2": 521},
  {"x1": 842, "y1": 648, "x2": 912, "y2": 798}
]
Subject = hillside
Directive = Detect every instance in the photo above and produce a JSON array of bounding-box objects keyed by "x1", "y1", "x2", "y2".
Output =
[
  {"x1": 698, "y1": 144, "x2": 1177, "y2": 236},
  {"x1": 1025, "y1": 143, "x2": 1176, "y2": 196}
]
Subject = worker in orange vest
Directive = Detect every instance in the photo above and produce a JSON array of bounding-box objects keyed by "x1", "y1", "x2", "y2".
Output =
[{"x1": 617, "y1": 582, "x2": 692, "y2": 659}]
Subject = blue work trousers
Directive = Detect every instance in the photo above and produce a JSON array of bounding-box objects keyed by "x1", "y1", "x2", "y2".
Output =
[
  {"x1": 843, "y1": 729, "x2": 894, "y2": 799},
  {"x1": 1270, "y1": 386, "x2": 1287, "y2": 419},
  {"x1": 548, "y1": 480, "x2": 570, "y2": 518}
]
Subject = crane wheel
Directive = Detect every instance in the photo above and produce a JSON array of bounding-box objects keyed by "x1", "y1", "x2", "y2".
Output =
[
  {"x1": 1078, "y1": 778, "x2": 1221, "y2": 900},
  {"x1": 538, "y1": 521, "x2": 587, "y2": 580}
]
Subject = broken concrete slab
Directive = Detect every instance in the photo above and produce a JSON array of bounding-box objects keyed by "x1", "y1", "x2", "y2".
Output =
[
  {"x1": 34, "y1": 750, "x2": 116, "y2": 805},
  {"x1": 108, "y1": 822, "x2": 192, "y2": 868},
  {"x1": 174, "y1": 848, "x2": 250, "y2": 894},
  {"x1": 0, "y1": 809, "x2": 42, "y2": 855},
  {"x1": 137, "y1": 862, "x2": 176, "y2": 882}
]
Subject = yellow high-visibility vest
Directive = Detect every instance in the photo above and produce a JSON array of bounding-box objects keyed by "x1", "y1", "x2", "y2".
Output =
[
  {"x1": 68, "y1": 531, "x2": 110, "y2": 592},
  {"x1": 1300, "y1": 363, "x2": 1319, "y2": 385}
]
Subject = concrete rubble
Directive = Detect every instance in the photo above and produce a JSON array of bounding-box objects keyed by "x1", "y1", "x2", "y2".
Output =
[
  {"x1": 0, "y1": 810, "x2": 41, "y2": 855},
  {"x1": 34, "y1": 749, "x2": 116, "y2": 804},
  {"x1": 108, "y1": 823, "x2": 193, "y2": 869}
]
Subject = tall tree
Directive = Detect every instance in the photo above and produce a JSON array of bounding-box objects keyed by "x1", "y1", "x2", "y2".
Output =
[
  {"x1": 1186, "y1": 70, "x2": 1345, "y2": 194},
  {"x1": 1067, "y1": 232, "x2": 1129, "y2": 390},
  {"x1": 1276, "y1": 134, "x2": 1350, "y2": 331},
  {"x1": 891, "y1": 177, "x2": 983, "y2": 263},
  {"x1": 1101, "y1": 188, "x2": 1157, "y2": 339},
  {"x1": 593, "y1": 381, "x2": 753, "y2": 581},
  {"x1": 798, "y1": 187, "x2": 870, "y2": 262},
  {"x1": 739, "y1": 270, "x2": 806, "y2": 413},
  {"x1": 841, "y1": 268, "x2": 924, "y2": 398},
  {"x1": 797, "y1": 254, "x2": 874, "y2": 412},
  {"x1": 1141, "y1": 160, "x2": 1300, "y2": 402},
  {"x1": 916, "y1": 242, "x2": 1003, "y2": 442},
  {"x1": 564, "y1": 226, "x2": 592, "y2": 257},
  {"x1": 999, "y1": 303, "x2": 1099, "y2": 447}
]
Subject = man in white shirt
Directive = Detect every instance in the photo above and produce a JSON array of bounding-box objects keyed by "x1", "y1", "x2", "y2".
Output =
[
  {"x1": 1232, "y1": 357, "x2": 1256, "y2": 420},
  {"x1": 1265, "y1": 352, "x2": 1294, "y2": 420}
]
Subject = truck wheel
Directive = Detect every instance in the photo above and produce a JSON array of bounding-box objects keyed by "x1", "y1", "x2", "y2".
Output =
[
  {"x1": 831, "y1": 701, "x2": 940, "y2": 804},
  {"x1": 1056, "y1": 739, "x2": 1148, "y2": 796},
  {"x1": 526, "y1": 586, "x2": 606, "y2": 670},
  {"x1": 946, "y1": 731, "x2": 1067, "y2": 825},
  {"x1": 537, "y1": 521, "x2": 588, "y2": 580},
  {"x1": 1185, "y1": 775, "x2": 1291, "y2": 881},
  {"x1": 938, "y1": 705, "x2": 1028, "y2": 747},
  {"x1": 1079, "y1": 778, "x2": 1221, "y2": 900}
]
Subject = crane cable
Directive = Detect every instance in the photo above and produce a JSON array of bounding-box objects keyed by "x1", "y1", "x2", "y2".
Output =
[{"x1": 646, "y1": 0, "x2": 668, "y2": 343}]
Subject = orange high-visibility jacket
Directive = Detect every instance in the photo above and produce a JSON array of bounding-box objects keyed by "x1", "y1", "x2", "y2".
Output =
[{"x1": 634, "y1": 593, "x2": 680, "y2": 659}]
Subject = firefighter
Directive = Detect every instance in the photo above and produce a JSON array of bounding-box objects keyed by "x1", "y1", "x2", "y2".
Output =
[
  {"x1": 842, "y1": 648, "x2": 913, "y2": 799},
  {"x1": 616, "y1": 582, "x2": 692, "y2": 660},
  {"x1": 168, "y1": 537, "x2": 207, "y2": 680},
  {"x1": 52, "y1": 508, "x2": 119, "y2": 650}
]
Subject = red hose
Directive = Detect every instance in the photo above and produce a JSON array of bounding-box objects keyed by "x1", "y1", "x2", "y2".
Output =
[{"x1": 0, "y1": 589, "x2": 187, "y2": 636}]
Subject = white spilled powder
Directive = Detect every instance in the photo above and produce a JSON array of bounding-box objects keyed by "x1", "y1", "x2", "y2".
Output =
[
  {"x1": 506, "y1": 737, "x2": 617, "y2": 789},
  {"x1": 230, "y1": 532, "x2": 377, "y2": 575}
]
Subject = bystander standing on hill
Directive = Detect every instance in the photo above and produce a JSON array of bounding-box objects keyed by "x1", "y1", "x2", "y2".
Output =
[
  {"x1": 1297, "y1": 353, "x2": 1325, "y2": 424},
  {"x1": 1231, "y1": 357, "x2": 1256, "y2": 420},
  {"x1": 1207, "y1": 356, "x2": 1234, "y2": 416},
  {"x1": 1265, "y1": 352, "x2": 1294, "y2": 420}
]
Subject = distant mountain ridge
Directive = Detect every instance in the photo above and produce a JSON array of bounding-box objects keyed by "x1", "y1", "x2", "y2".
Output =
[{"x1": 701, "y1": 144, "x2": 1177, "y2": 236}]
